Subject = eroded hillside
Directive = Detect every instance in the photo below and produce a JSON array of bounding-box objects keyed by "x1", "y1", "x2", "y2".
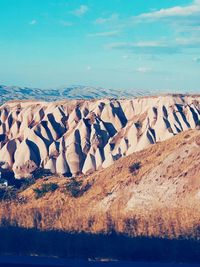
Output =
[{"x1": 0, "y1": 95, "x2": 200, "y2": 178}]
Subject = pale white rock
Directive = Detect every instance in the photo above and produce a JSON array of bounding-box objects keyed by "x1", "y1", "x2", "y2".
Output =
[
  {"x1": 0, "y1": 95, "x2": 200, "y2": 178},
  {"x1": 9, "y1": 121, "x2": 19, "y2": 138},
  {"x1": 82, "y1": 153, "x2": 96, "y2": 174},
  {"x1": 65, "y1": 143, "x2": 82, "y2": 175},
  {"x1": 95, "y1": 148, "x2": 104, "y2": 169},
  {"x1": 44, "y1": 158, "x2": 56, "y2": 173},
  {"x1": 0, "y1": 108, "x2": 8, "y2": 122},
  {"x1": 13, "y1": 140, "x2": 39, "y2": 178},
  {"x1": 102, "y1": 153, "x2": 114, "y2": 169},
  {"x1": 0, "y1": 139, "x2": 19, "y2": 167},
  {"x1": 49, "y1": 142, "x2": 59, "y2": 157},
  {"x1": 56, "y1": 153, "x2": 69, "y2": 175}
]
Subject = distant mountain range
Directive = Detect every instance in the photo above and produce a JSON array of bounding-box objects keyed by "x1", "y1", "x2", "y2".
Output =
[{"x1": 0, "y1": 85, "x2": 153, "y2": 104}]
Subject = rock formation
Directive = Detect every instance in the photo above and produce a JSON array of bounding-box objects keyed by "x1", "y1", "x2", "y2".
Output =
[{"x1": 0, "y1": 95, "x2": 199, "y2": 178}]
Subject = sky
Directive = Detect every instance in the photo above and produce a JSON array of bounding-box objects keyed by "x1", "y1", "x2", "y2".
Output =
[{"x1": 0, "y1": 0, "x2": 199, "y2": 92}]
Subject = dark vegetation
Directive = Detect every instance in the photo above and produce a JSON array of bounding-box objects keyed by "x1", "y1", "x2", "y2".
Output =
[
  {"x1": 0, "y1": 187, "x2": 17, "y2": 201},
  {"x1": 33, "y1": 183, "x2": 59, "y2": 199},
  {"x1": 65, "y1": 178, "x2": 91, "y2": 198},
  {"x1": 18, "y1": 178, "x2": 36, "y2": 191},
  {"x1": 129, "y1": 162, "x2": 142, "y2": 175},
  {"x1": 32, "y1": 168, "x2": 52, "y2": 179},
  {"x1": 0, "y1": 177, "x2": 36, "y2": 202},
  {"x1": 65, "y1": 178, "x2": 83, "y2": 198},
  {"x1": 0, "y1": 225, "x2": 200, "y2": 263}
]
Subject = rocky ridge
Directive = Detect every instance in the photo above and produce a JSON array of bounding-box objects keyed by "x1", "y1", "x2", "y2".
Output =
[
  {"x1": 0, "y1": 85, "x2": 146, "y2": 104},
  {"x1": 0, "y1": 95, "x2": 200, "y2": 178}
]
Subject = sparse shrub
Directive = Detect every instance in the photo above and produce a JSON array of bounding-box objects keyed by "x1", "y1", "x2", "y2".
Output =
[
  {"x1": 65, "y1": 178, "x2": 91, "y2": 198},
  {"x1": 124, "y1": 217, "x2": 138, "y2": 236},
  {"x1": 65, "y1": 178, "x2": 83, "y2": 198},
  {"x1": 129, "y1": 162, "x2": 141, "y2": 175},
  {"x1": 33, "y1": 183, "x2": 58, "y2": 199},
  {"x1": 88, "y1": 216, "x2": 95, "y2": 228},
  {"x1": 33, "y1": 168, "x2": 52, "y2": 179},
  {"x1": 19, "y1": 178, "x2": 36, "y2": 191},
  {"x1": 106, "y1": 213, "x2": 115, "y2": 234},
  {"x1": 33, "y1": 210, "x2": 42, "y2": 228},
  {"x1": 0, "y1": 187, "x2": 17, "y2": 201},
  {"x1": 184, "y1": 134, "x2": 190, "y2": 139}
]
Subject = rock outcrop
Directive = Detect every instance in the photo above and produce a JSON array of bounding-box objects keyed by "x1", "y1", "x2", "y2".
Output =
[{"x1": 0, "y1": 95, "x2": 199, "y2": 178}]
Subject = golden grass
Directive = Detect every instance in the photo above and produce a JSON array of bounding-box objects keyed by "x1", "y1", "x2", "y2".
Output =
[{"x1": 0, "y1": 130, "x2": 200, "y2": 239}]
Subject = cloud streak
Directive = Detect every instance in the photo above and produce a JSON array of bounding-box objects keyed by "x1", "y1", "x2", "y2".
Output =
[
  {"x1": 88, "y1": 30, "x2": 119, "y2": 37},
  {"x1": 107, "y1": 41, "x2": 180, "y2": 54},
  {"x1": 136, "y1": 67, "x2": 153, "y2": 73},
  {"x1": 135, "y1": 0, "x2": 200, "y2": 20},
  {"x1": 29, "y1": 20, "x2": 37, "y2": 25},
  {"x1": 94, "y1": 14, "x2": 119, "y2": 24},
  {"x1": 59, "y1": 20, "x2": 73, "y2": 27},
  {"x1": 72, "y1": 5, "x2": 89, "y2": 17}
]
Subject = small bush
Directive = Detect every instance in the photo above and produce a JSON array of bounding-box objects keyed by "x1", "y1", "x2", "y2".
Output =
[
  {"x1": 19, "y1": 178, "x2": 36, "y2": 191},
  {"x1": 0, "y1": 187, "x2": 17, "y2": 201},
  {"x1": 129, "y1": 162, "x2": 141, "y2": 175},
  {"x1": 33, "y1": 168, "x2": 52, "y2": 179},
  {"x1": 33, "y1": 183, "x2": 58, "y2": 199},
  {"x1": 65, "y1": 178, "x2": 91, "y2": 198},
  {"x1": 65, "y1": 178, "x2": 83, "y2": 198},
  {"x1": 184, "y1": 134, "x2": 190, "y2": 139}
]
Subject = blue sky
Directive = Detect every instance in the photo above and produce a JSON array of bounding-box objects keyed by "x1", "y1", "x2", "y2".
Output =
[{"x1": 0, "y1": 0, "x2": 199, "y2": 92}]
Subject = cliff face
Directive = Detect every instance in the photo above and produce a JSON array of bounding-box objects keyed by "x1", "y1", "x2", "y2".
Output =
[{"x1": 0, "y1": 95, "x2": 200, "y2": 178}]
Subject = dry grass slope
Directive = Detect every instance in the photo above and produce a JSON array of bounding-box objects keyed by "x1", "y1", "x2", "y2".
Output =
[{"x1": 0, "y1": 129, "x2": 200, "y2": 239}]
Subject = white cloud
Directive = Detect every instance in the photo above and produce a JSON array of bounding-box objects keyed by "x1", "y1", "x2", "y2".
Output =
[
  {"x1": 86, "y1": 66, "x2": 92, "y2": 71},
  {"x1": 59, "y1": 20, "x2": 73, "y2": 27},
  {"x1": 136, "y1": 0, "x2": 200, "y2": 20},
  {"x1": 29, "y1": 20, "x2": 37, "y2": 25},
  {"x1": 72, "y1": 5, "x2": 89, "y2": 17},
  {"x1": 175, "y1": 37, "x2": 200, "y2": 47},
  {"x1": 128, "y1": 1, "x2": 200, "y2": 50},
  {"x1": 122, "y1": 55, "x2": 130, "y2": 60},
  {"x1": 88, "y1": 30, "x2": 119, "y2": 37},
  {"x1": 107, "y1": 41, "x2": 180, "y2": 54},
  {"x1": 107, "y1": 36, "x2": 200, "y2": 55},
  {"x1": 136, "y1": 67, "x2": 153, "y2": 73},
  {"x1": 95, "y1": 13, "x2": 119, "y2": 24},
  {"x1": 135, "y1": 41, "x2": 166, "y2": 47}
]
